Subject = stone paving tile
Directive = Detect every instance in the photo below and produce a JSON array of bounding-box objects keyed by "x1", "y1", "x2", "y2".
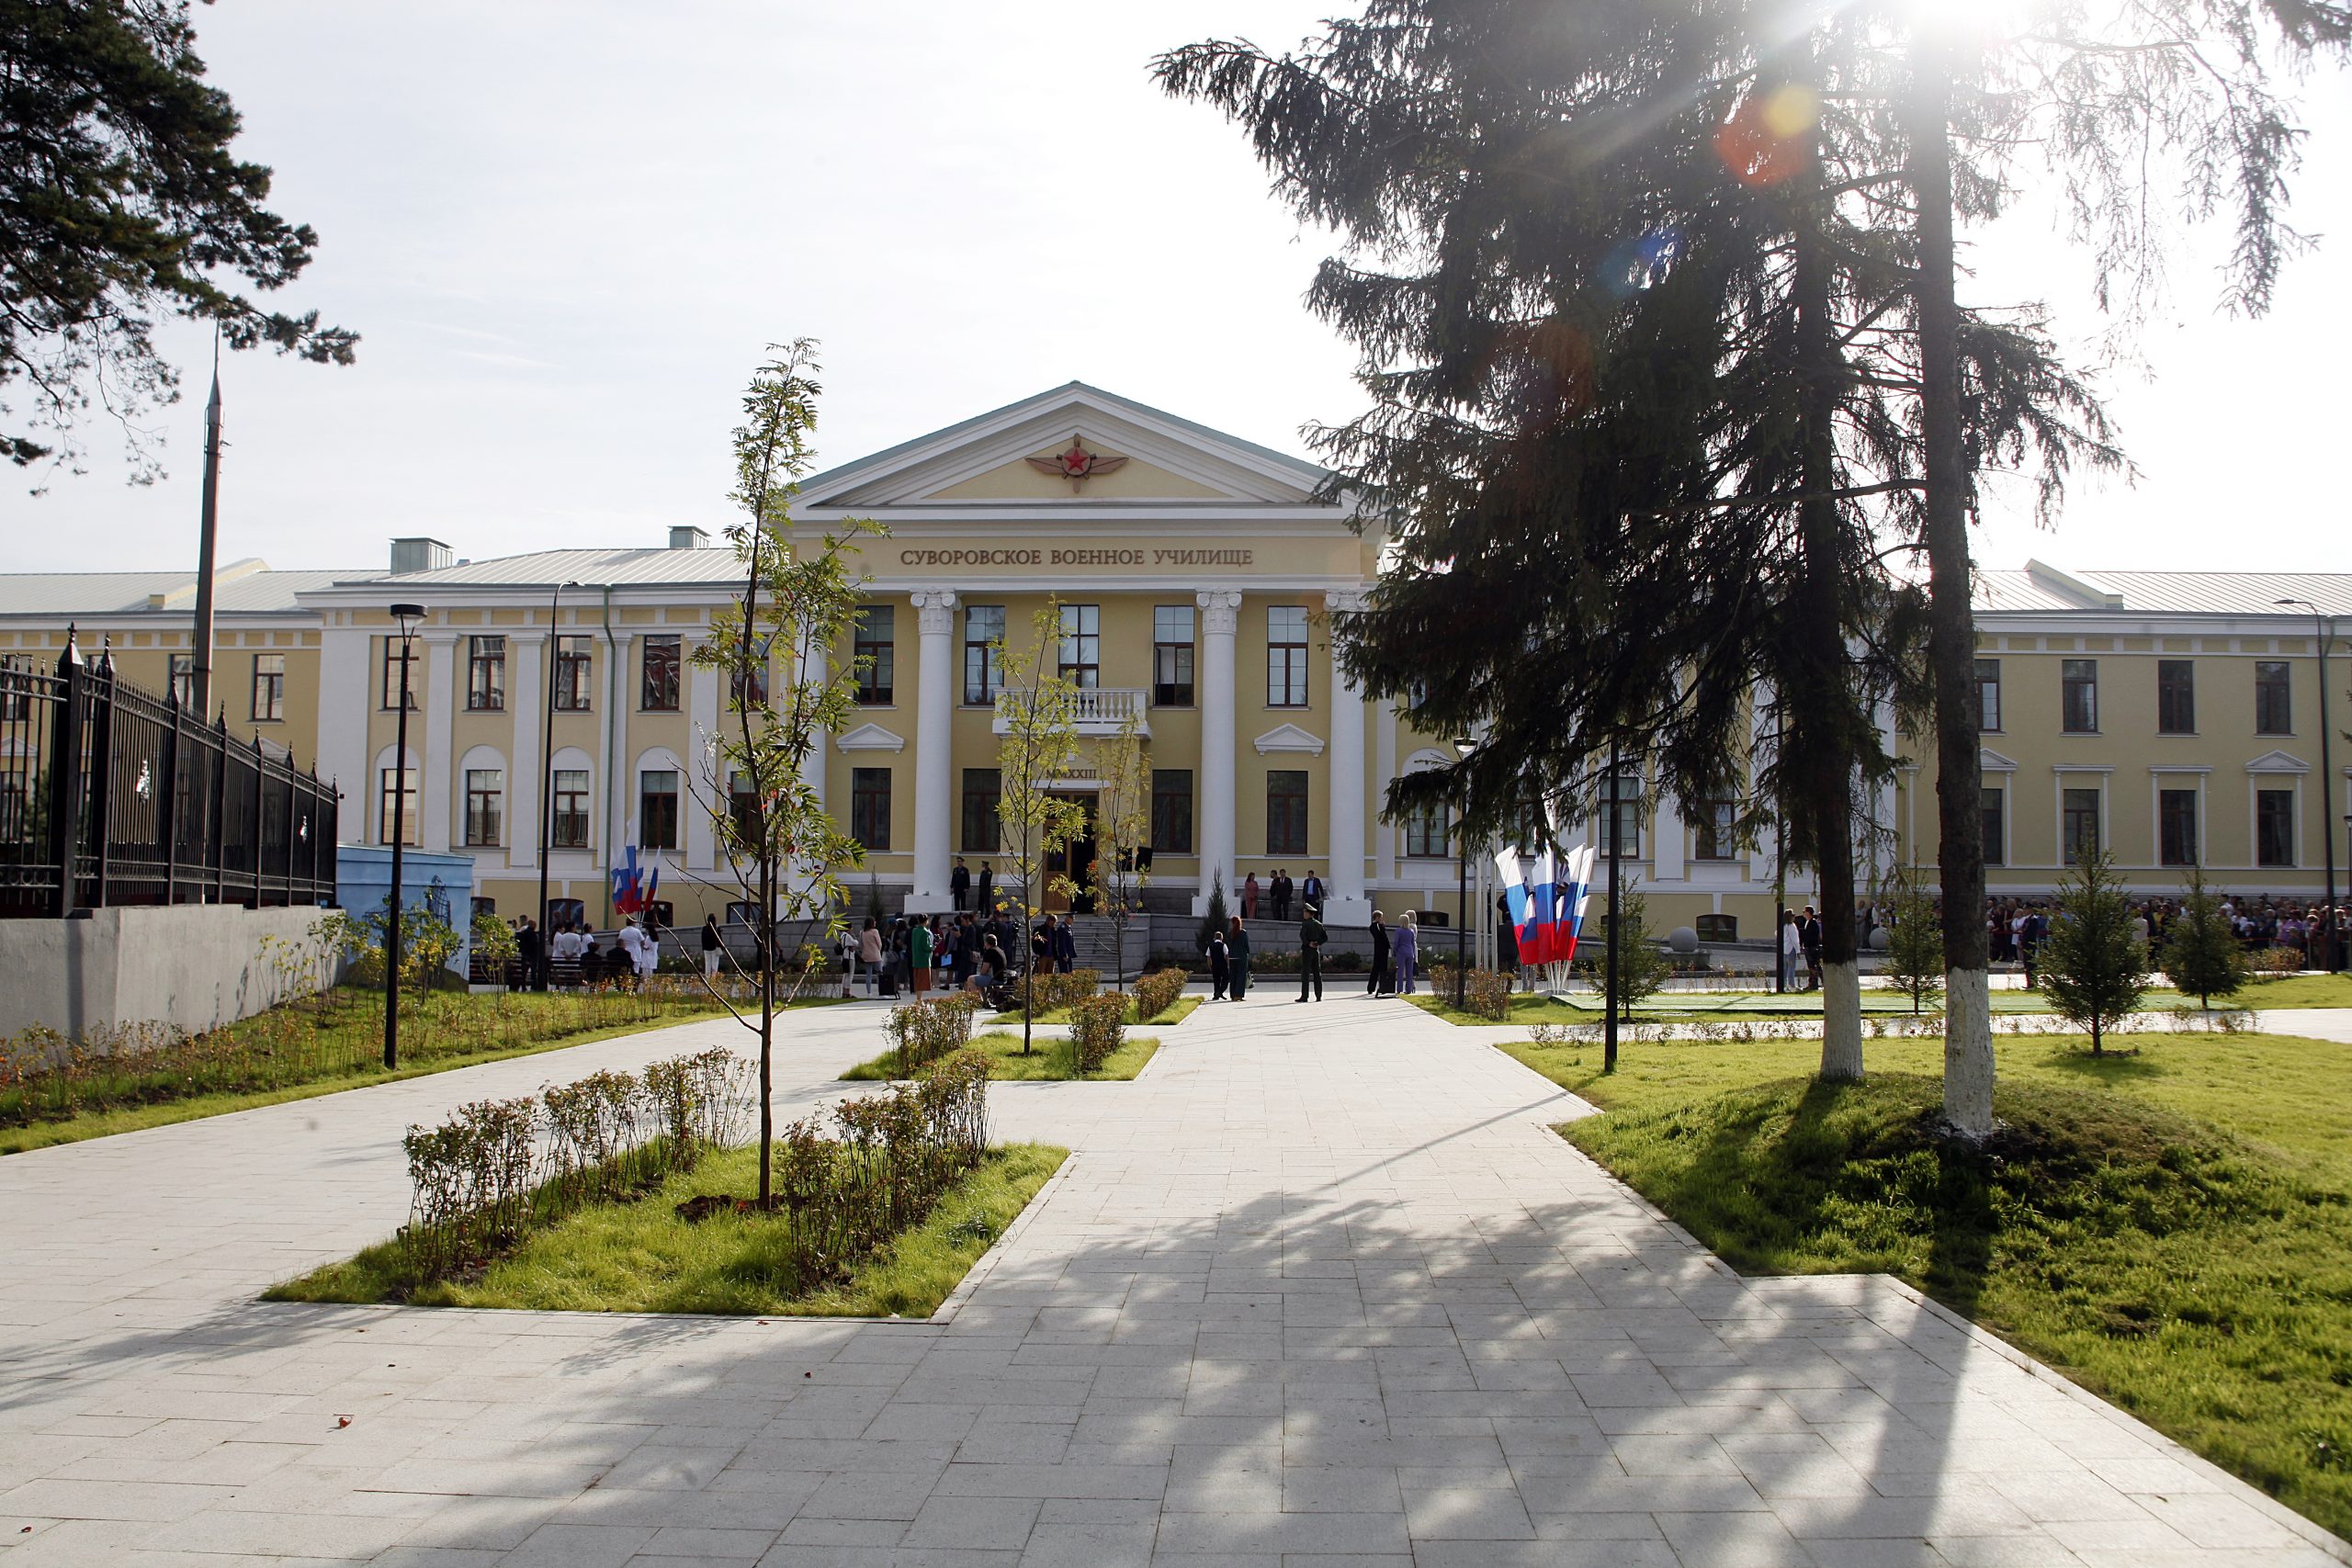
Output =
[{"x1": 2, "y1": 1000, "x2": 2347, "y2": 1567}]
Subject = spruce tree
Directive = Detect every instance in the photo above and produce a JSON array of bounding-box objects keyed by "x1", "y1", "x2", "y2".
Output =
[
  {"x1": 1883, "y1": 875, "x2": 1945, "y2": 1015},
  {"x1": 2040, "y1": 852, "x2": 2150, "y2": 1055},
  {"x1": 2162, "y1": 865, "x2": 2246, "y2": 1012}
]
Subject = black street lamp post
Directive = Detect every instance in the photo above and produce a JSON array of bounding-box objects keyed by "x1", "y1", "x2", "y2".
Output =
[
  {"x1": 1453, "y1": 736, "x2": 1477, "y2": 1010},
  {"x1": 384, "y1": 603, "x2": 425, "y2": 1069},
  {"x1": 2276, "y1": 599, "x2": 2342, "y2": 972},
  {"x1": 1604, "y1": 740, "x2": 1623, "y2": 1075},
  {"x1": 536, "y1": 581, "x2": 585, "y2": 991}
]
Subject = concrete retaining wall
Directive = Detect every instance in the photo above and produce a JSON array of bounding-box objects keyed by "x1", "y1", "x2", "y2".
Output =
[{"x1": 0, "y1": 904, "x2": 335, "y2": 1043}]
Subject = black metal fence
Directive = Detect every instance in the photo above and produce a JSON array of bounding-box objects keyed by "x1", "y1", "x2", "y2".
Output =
[{"x1": 0, "y1": 632, "x2": 341, "y2": 917}]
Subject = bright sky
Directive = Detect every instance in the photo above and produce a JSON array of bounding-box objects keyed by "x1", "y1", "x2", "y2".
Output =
[{"x1": 16, "y1": 3, "x2": 2351, "y2": 577}]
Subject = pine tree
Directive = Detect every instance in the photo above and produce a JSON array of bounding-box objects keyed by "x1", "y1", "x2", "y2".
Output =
[
  {"x1": 3, "y1": 0, "x2": 358, "y2": 476},
  {"x1": 1883, "y1": 875, "x2": 1945, "y2": 1015},
  {"x1": 2162, "y1": 864, "x2": 2246, "y2": 1011},
  {"x1": 2040, "y1": 852, "x2": 2150, "y2": 1055}
]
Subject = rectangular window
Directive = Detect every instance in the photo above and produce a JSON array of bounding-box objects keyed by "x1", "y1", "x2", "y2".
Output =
[
  {"x1": 2063, "y1": 785, "x2": 2101, "y2": 864},
  {"x1": 1267, "y1": 605, "x2": 1309, "y2": 707},
  {"x1": 552, "y1": 768, "x2": 590, "y2": 849},
  {"x1": 548, "y1": 897, "x2": 585, "y2": 931},
  {"x1": 1974, "y1": 658, "x2": 2001, "y2": 732},
  {"x1": 467, "y1": 635, "x2": 506, "y2": 712},
  {"x1": 854, "y1": 606, "x2": 894, "y2": 704},
  {"x1": 250, "y1": 653, "x2": 285, "y2": 722},
  {"x1": 470, "y1": 897, "x2": 496, "y2": 922},
  {"x1": 554, "y1": 635, "x2": 594, "y2": 711},
  {"x1": 960, "y1": 767, "x2": 1001, "y2": 854},
  {"x1": 1151, "y1": 768, "x2": 1194, "y2": 853},
  {"x1": 1691, "y1": 798, "x2": 1738, "y2": 861},
  {"x1": 639, "y1": 769, "x2": 680, "y2": 850},
  {"x1": 2257, "y1": 788, "x2": 2296, "y2": 867},
  {"x1": 1057, "y1": 604, "x2": 1101, "y2": 688},
  {"x1": 1982, "y1": 785, "x2": 2005, "y2": 866},
  {"x1": 727, "y1": 768, "x2": 759, "y2": 848},
  {"x1": 963, "y1": 605, "x2": 1004, "y2": 705},
  {"x1": 1153, "y1": 605, "x2": 1195, "y2": 706},
  {"x1": 464, "y1": 768, "x2": 504, "y2": 848},
  {"x1": 639, "y1": 634, "x2": 682, "y2": 711},
  {"x1": 381, "y1": 638, "x2": 420, "y2": 711},
  {"x1": 2159, "y1": 787, "x2": 2199, "y2": 866},
  {"x1": 852, "y1": 767, "x2": 893, "y2": 852},
  {"x1": 729, "y1": 631, "x2": 771, "y2": 708},
  {"x1": 379, "y1": 766, "x2": 418, "y2": 847},
  {"x1": 1602, "y1": 774, "x2": 1642, "y2": 859},
  {"x1": 1404, "y1": 798, "x2": 1451, "y2": 859},
  {"x1": 2156, "y1": 660, "x2": 2194, "y2": 734},
  {"x1": 2062, "y1": 659, "x2": 2098, "y2": 733},
  {"x1": 168, "y1": 652, "x2": 194, "y2": 708},
  {"x1": 1266, "y1": 770, "x2": 1308, "y2": 856},
  {"x1": 2255, "y1": 660, "x2": 2292, "y2": 734}
]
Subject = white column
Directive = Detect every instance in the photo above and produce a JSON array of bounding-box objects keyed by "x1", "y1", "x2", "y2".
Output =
[
  {"x1": 421, "y1": 632, "x2": 458, "y2": 853},
  {"x1": 1322, "y1": 590, "x2": 1372, "y2": 926},
  {"x1": 1193, "y1": 590, "x2": 1242, "y2": 914},
  {"x1": 315, "y1": 621, "x2": 369, "y2": 833},
  {"x1": 905, "y1": 589, "x2": 957, "y2": 913},
  {"x1": 509, "y1": 633, "x2": 545, "y2": 872},
  {"x1": 1652, "y1": 785, "x2": 1685, "y2": 881},
  {"x1": 686, "y1": 658, "x2": 718, "y2": 873},
  {"x1": 1375, "y1": 696, "x2": 1397, "y2": 889}
]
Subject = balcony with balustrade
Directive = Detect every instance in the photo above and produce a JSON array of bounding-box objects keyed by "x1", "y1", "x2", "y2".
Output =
[{"x1": 991, "y1": 686, "x2": 1151, "y2": 738}]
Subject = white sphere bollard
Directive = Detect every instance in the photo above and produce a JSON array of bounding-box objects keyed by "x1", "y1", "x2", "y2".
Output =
[{"x1": 1668, "y1": 926, "x2": 1699, "y2": 953}]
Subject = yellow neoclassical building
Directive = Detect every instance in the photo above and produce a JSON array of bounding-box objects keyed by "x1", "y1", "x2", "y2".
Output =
[{"x1": 2, "y1": 385, "x2": 2346, "y2": 946}]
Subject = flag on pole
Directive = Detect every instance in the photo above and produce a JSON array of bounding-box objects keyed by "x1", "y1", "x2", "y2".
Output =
[{"x1": 611, "y1": 820, "x2": 661, "y2": 917}]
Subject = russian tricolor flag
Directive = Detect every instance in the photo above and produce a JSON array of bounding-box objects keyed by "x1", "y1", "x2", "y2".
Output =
[{"x1": 1495, "y1": 842, "x2": 1597, "y2": 966}]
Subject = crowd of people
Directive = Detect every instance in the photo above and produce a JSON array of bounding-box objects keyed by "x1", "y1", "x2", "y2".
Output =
[
  {"x1": 1981, "y1": 893, "x2": 2344, "y2": 975},
  {"x1": 836, "y1": 907, "x2": 1080, "y2": 1005}
]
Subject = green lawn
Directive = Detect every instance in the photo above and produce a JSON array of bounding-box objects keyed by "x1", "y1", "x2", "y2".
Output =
[
  {"x1": 1407, "y1": 971, "x2": 2347, "y2": 1027},
  {"x1": 839, "y1": 1029, "x2": 1160, "y2": 1082},
  {"x1": 987, "y1": 996, "x2": 1203, "y2": 1028},
  {"x1": 268, "y1": 1142, "x2": 1067, "y2": 1317},
  {"x1": 0, "y1": 988, "x2": 753, "y2": 1155},
  {"x1": 1502, "y1": 1029, "x2": 2352, "y2": 1539}
]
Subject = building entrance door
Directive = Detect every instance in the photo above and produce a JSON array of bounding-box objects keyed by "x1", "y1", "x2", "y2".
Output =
[{"x1": 1043, "y1": 794, "x2": 1098, "y2": 914}]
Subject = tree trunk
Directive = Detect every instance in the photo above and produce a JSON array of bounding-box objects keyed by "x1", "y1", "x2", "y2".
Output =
[
  {"x1": 1792, "y1": 134, "x2": 1865, "y2": 1085},
  {"x1": 1908, "y1": 36, "x2": 1996, "y2": 1136},
  {"x1": 757, "y1": 852, "x2": 775, "y2": 1205}
]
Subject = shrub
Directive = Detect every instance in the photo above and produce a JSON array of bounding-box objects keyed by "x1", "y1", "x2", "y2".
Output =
[
  {"x1": 1131, "y1": 967, "x2": 1188, "y2": 1022},
  {"x1": 1066, "y1": 993, "x2": 1129, "y2": 1076},
  {"x1": 642, "y1": 1045, "x2": 755, "y2": 1156},
  {"x1": 540, "y1": 1069, "x2": 646, "y2": 1202},
  {"x1": 401, "y1": 1095, "x2": 538, "y2": 1279},
  {"x1": 1464, "y1": 966, "x2": 1513, "y2": 1021},
  {"x1": 1015, "y1": 968, "x2": 1099, "y2": 1019},
  {"x1": 2249, "y1": 945, "x2": 2304, "y2": 980},
  {"x1": 883, "y1": 994, "x2": 978, "y2": 1077}
]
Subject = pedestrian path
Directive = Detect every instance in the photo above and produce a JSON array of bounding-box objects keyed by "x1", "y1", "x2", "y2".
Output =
[{"x1": 1, "y1": 994, "x2": 2344, "y2": 1565}]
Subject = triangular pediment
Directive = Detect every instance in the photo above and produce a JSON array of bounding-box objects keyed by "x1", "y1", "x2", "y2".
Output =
[
  {"x1": 794, "y1": 382, "x2": 1338, "y2": 514},
  {"x1": 2245, "y1": 749, "x2": 2309, "y2": 773},
  {"x1": 1254, "y1": 722, "x2": 1326, "y2": 756},
  {"x1": 1979, "y1": 749, "x2": 2018, "y2": 773},
  {"x1": 835, "y1": 723, "x2": 905, "y2": 753}
]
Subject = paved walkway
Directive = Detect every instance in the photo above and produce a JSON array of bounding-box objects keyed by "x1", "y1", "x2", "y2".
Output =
[{"x1": 2, "y1": 998, "x2": 2346, "y2": 1567}]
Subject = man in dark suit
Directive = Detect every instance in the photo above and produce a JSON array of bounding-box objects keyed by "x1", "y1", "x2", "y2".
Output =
[
  {"x1": 1272, "y1": 870, "x2": 1293, "y2": 922},
  {"x1": 950, "y1": 857, "x2": 971, "y2": 911},
  {"x1": 1366, "y1": 911, "x2": 1392, "y2": 995}
]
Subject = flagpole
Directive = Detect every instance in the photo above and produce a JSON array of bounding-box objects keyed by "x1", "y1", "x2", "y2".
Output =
[{"x1": 1604, "y1": 742, "x2": 1623, "y2": 1075}]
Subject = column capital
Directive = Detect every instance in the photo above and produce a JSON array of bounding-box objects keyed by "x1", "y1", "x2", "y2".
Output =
[
  {"x1": 1324, "y1": 587, "x2": 1370, "y2": 615},
  {"x1": 909, "y1": 588, "x2": 957, "y2": 635},
  {"x1": 1197, "y1": 589, "x2": 1243, "y2": 636}
]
